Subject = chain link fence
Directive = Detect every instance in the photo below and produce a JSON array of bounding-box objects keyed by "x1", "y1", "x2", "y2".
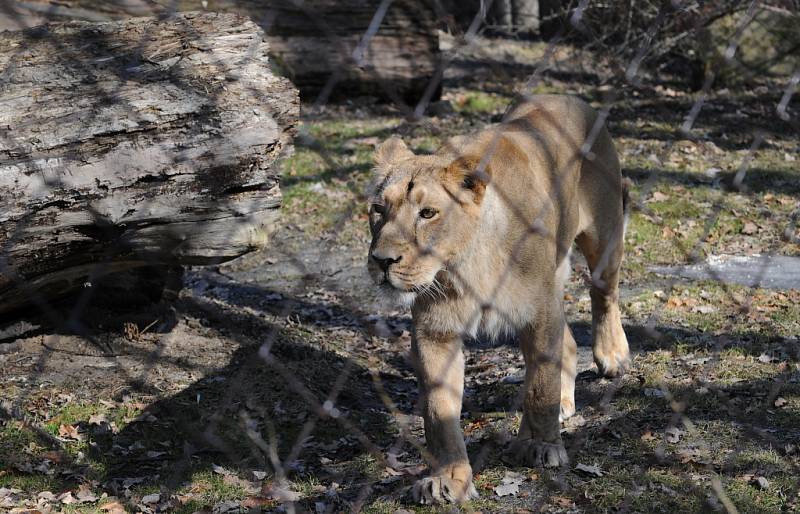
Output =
[{"x1": 1, "y1": 1, "x2": 799, "y2": 512}]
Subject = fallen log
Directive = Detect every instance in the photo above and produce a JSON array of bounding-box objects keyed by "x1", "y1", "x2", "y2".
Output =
[
  {"x1": 260, "y1": 0, "x2": 441, "y2": 103},
  {"x1": 0, "y1": 12, "x2": 299, "y2": 315},
  {"x1": 2, "y1": 0, "x2": 442, "y2": 105}
]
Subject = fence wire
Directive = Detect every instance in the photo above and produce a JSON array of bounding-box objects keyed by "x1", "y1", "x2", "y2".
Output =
[{"x1": 0, "y1": 1, "x2": 799, "y2": 513}]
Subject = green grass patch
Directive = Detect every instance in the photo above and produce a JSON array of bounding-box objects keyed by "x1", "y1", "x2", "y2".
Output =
[
  {"x1": 43, "y1": 402, "x2": 105, "y2": 436},
  {"x1": 163, "y1": 470, "x2": 258, "y2": 514},
  {"x1": 452, "y1": 91, "x2": 511, "y2": 115},
  {"x1": 0, "y1": 471, "x2": 64, "y2": 496}
]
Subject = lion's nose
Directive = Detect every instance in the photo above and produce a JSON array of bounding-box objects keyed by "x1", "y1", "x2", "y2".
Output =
[{"x1": 372, "y1": 252, "x2": 402, "y2": 272}]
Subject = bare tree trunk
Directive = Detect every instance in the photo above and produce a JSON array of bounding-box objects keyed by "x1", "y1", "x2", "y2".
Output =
[
  {"x1": 0, "y1": 12, "x2": 299, "y2": 315},
  {"x1": 538, "y1": 0, "x2": 565, "y2": 38},
  {"x1": 512, "y1": 0, "x2": 540, "y2": 34},
  {"x1": 494, "y1": 0, "x2": 514, "y2": 30},
  {"x1": 479, "y1": 0, "x2": 542, "y2": 36}
]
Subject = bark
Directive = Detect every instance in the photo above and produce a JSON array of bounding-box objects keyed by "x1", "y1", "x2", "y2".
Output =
[
  {"x1": 2, "y1": 0, "x2": 442, "y2": 104},
  {"x1": 257, "y1": 0, "x2": 441, "y2": 103},
  {"x1": 512, "y1": 0, "x2": 541, "y2": 34},
  {"x1": 0, "y1": 12, "x2": 299, "y2": 314},
  {"x1": 438, "y1": 0, "x2": 542, "y2": 36}
]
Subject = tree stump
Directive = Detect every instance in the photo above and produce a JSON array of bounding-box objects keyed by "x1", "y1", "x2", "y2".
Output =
[{"x1": 0, "y1": 12, "x2": 299, "y2": 315}]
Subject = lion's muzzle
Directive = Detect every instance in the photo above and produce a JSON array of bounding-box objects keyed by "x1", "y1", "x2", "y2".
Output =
[{"x1": 371, "y1": 252, "x2": 402, "y2": 274}]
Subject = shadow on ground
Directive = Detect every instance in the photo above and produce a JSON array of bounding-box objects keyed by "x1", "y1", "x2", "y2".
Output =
[{"x1": 4, "y1": 272, "x2": 798, "y2": 512}]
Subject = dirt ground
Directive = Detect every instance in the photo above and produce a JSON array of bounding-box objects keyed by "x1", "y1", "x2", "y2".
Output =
[{"x1": 2, "y1": 35, "x2": 800, "y2": 514}]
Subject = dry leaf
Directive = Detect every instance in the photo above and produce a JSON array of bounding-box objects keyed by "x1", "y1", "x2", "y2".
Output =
[
  {"x1": 58, "y1": 492, "x2": 78, "y2": 505},
  {"x1": 774, "y1": 397, "x2": 787, "y2": 408},
  {"x1": 41, "y1": 451, "x2": 64, "y2": 464},
  {"x1": 212, "y1": 464, "x2": 232, "y2": 475},
  {"x1": 650, "y1": 191, "x2": 669, "y2": 202},
  {"x1": 88, "y1": 414, "x2": 108, "y2": 425},
  {"x1": 76, "y1": 484, "x2": 98, "y2": 503},
  {"x1": 1, "y1": 488, "x2": 22, "y2": 498},
  {"x1": 741, "y1": 222, "x2": 758, "y2": 235},
  {"x1": 575, "y1": 463, "x2": 603, "y2": 477},
  {"x1": 58, "y1": 424, "x2": 81, "y2": 440},
  {"x1": 141, "y1": 493, "x2": 160, "y2": 505},
  {"x1": 262, "y1": 482, "x2": 301, "y2": 502},
  {"x1": 383, "y1": 467, "x2": 403, "y2": 477},
  {"x1": 666, "y1": 296, "x2": 683, "y2": 309},
  {"x1": 493, "y1": 471, "x2": 524, "y2": 497},
  {"x1": 758, "y1": 353, "x2": 778, "y2": 363},
  {"x1": 665, "y1": 426, "x2": 683, "y2": 443},
  {"x1": 494, "y1": 481, "x2": 520, "y2": 497},
  {"x1": 676, "y1": 447, "x2": 711, "y2": 465},
  {"x1": 552, "y1": 495, "x2": 575, "y2": 508},
  {"x1": 99, "y1": 501, "x2": 127, "y2": 514},
  {"x1": 241, "y1": 497, "x2": 274, "y2": 509}
]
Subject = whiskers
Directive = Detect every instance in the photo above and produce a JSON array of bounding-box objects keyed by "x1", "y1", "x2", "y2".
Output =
[
  {"x1": 413, "y1": 277, "x2": 448, "y2": 303},
  {"x1": 374, "y1": 273, "x2": 450, "y2": 309},
  {"x1": 373, "y1": 285, "x2": 415, "y2": 309}
]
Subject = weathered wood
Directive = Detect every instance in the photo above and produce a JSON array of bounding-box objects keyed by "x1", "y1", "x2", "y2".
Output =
[
  {"x1": 437, "y1": 0, "x2": 548, "y2": 36},
  {"x1": 259, "y1": 0, "x2": 441, "y2": 103},
  {"x1": 2, "y1": 0, "x2": 442, "y2": 104},
  {"x1": 0, "y1": 12, "x2": 299, "y2": 314}
]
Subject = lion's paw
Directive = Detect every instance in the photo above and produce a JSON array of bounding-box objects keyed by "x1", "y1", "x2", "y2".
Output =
[
  {"x1": 593, "y1": 324, "x2": 630, "y2": 378},
  {"x1": 506, "y1": 439, "x2": 569, "y2": 468},
  {"x1": 411, "y1": 475, "x2": 479, "y2": 505},
  {"x1": 594, "y1": 352, "x2": 630, "y2": 378}
]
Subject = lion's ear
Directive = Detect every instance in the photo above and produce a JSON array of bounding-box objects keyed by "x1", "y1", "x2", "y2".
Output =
[
  {"x1": 445, "y1": 155, "x2": 490, "y2": 204},
  {"x1": 374, "y1": 137, "x2": 413, "y2": 166}
]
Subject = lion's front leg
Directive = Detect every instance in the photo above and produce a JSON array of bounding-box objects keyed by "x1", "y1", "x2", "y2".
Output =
[
  {"x1": 509, "y1": 305, "x2": 569, "y2": 468},
  {"x1": 410, "y1": 331, "x2": 478, "y2": 505}
]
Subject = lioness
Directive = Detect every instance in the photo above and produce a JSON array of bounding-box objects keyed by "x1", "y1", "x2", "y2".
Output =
[{"x1": 367, "y1": 95, "x2": 630, "y2": 504}]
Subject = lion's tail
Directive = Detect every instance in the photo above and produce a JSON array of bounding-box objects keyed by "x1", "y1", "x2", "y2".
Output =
[
  {"x1": 622, "y1": 177, "x2": 633, "y2": 236},
  {"x1": 622, "y1": 177, "x2": 632, "y2": 215}
]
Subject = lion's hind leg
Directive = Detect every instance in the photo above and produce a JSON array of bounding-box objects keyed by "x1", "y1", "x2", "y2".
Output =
[
  {"x1": 556, "y1": 252, "x2": 577, "y2": 421},
  {"x1": 576, "y1": 220, "x2": 630, "y2": 378},
  {"x1": 560, "y1": 324, "x2": 577, "y2": 420}
]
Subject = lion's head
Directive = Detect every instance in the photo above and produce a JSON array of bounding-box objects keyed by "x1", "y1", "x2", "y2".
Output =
[{"x1": 367, "y1": 137, "x2": 489, "y2": 304}]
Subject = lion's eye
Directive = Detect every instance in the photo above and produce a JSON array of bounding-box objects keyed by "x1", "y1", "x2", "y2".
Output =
[
  {"x1": 372, "y1": 203, "x2": 386, "y2": 216},
  {"x1": 419, "y1": 208, "x2": 437, "y2": 219}
]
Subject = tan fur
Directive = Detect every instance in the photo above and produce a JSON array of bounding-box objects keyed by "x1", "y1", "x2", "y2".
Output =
[{"x1": 367, "y1": 95, "x2": 630, "y2": 504}]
